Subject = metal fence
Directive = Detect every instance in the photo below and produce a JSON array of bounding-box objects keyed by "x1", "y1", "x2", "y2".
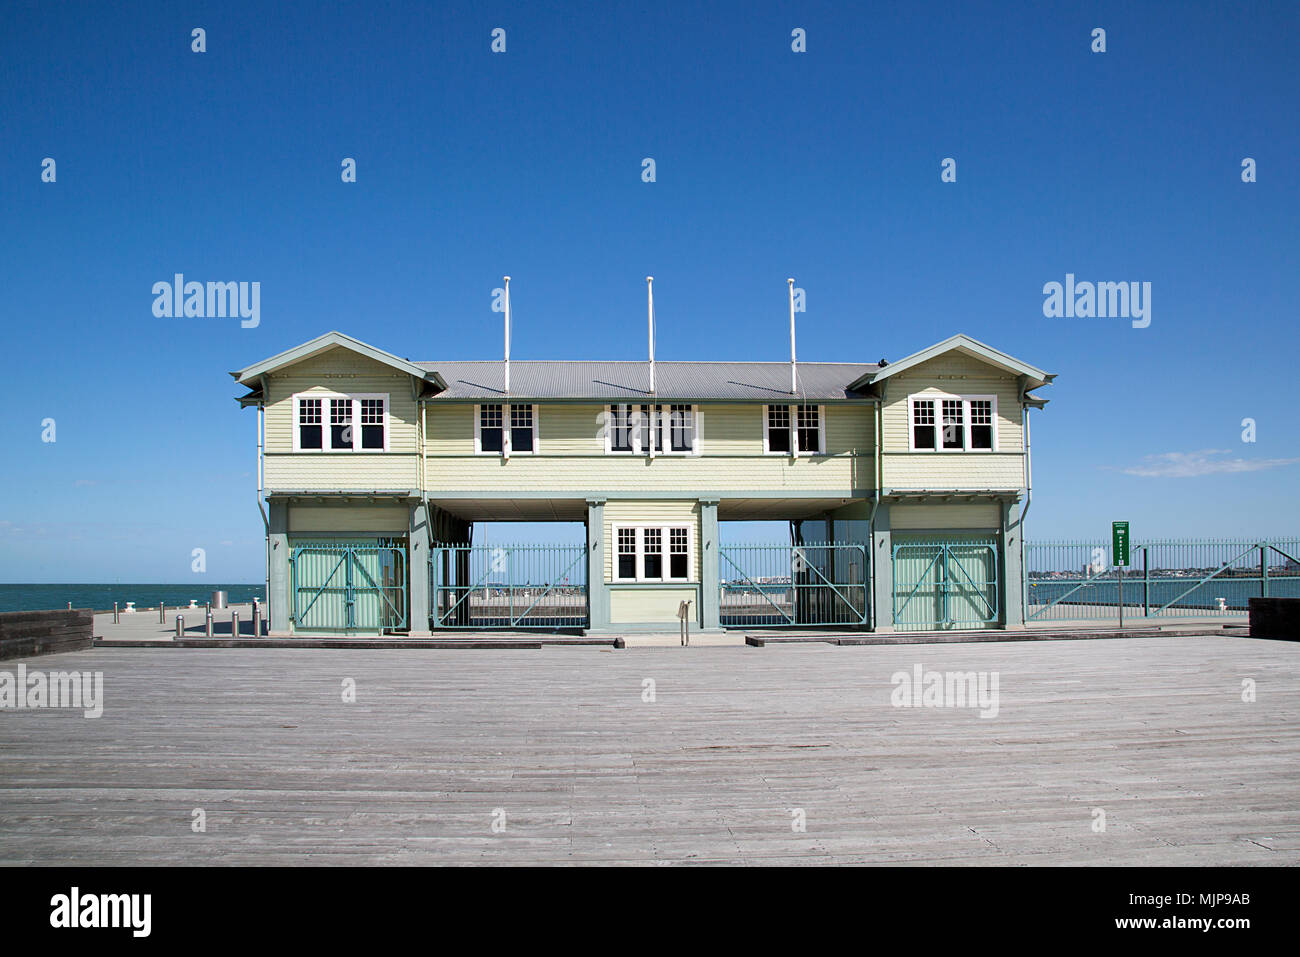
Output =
[
  {"x1": 431, "y1": 543, "x2": 588, "y2": 629},
  {"x1": 1025, "y1": 539, "x2": 1300, "y2": 622},
  {"x1": 290, "y1": 541, "x2": 408, "y2": 633},
  {"x1": 892, "y1": 538, "x2": 1000, "y2": 631},
  {"x1": 719, "y1": 542, "x2": 868, "y2": 627}
]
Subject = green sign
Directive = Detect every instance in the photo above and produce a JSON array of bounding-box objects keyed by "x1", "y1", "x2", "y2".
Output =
[{"x1": 1112, "y1": 521, "x2": 1130, "y2": 567}]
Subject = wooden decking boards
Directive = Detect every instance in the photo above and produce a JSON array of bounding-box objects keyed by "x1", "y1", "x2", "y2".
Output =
[{"x1": 0, "y1": 636, "x2": 1296, "y2": 865}]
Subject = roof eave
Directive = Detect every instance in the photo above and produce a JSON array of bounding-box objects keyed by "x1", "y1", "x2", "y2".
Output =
[
  {"x1": 233, "y1": 331, "x2": 444, "y2": 388},
  {"x1": 851, "y1": 335, "x2": 1054, "y2": 391}
]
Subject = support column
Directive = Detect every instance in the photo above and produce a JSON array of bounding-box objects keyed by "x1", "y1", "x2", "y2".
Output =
[
  {"x1": 586, "y1": 499, "x2": 610, "y2": 631},
  {"x1": 408, "y1": 499, "x2": 432, "y2": 635},
  {"x1": 268, "y1": 499, "x2": 291, "y2": 636},
  {"x1": 699, "y1": 498, "x2": 720, "y2": 630},
  {"x1": 871, "y1": 502, "x2": 894, "y2": 633},
  {"x1": 1002, "y1": 500, "x2": 1025, "y2": 629}
]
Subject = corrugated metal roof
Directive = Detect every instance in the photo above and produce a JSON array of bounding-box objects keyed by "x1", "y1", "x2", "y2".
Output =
[{"x1": 413, "y1": 360, "x2": 879, "y2": 401}]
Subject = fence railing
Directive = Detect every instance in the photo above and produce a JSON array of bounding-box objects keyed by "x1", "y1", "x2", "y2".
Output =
[
  {"x1": 431, "y1": 543, "x2": 588, "y2": 629},
  {"x1": 1025, "y1": 539, "x2": 1300, "y2": 622},
  {"x1": 719, "y1": 542, "x2": 868, "y2": 627}
]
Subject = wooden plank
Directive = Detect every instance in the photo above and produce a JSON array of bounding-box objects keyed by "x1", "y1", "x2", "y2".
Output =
[{"x1": 0, "y1": 636, "x2": 1297, "y2": 865}]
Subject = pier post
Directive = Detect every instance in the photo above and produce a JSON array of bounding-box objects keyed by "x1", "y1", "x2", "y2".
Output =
[
  {"x1": 268, "y1": 500, "x2": 290, "y2": 635},
  {"x1": 871, "y1": 503, "x2": 894, "y2": 633},
  {"x1": 407, "y1": 500, "x2": 431, "y2": 635}
]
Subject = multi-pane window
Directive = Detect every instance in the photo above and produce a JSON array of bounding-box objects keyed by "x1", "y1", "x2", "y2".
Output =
[
  {"x1": 796, "y1": 405, "x2": 821, "y2": 453},
  {"x1": 609, "y1": 404, "x2": 635, "y2": 452},
  {"x1": 909, "y1": 395, "x2": 997, "y2": 452},
  {"x1": 510, "y1": 404, "x2": 535, "y2": 453},
  {"x1": 668, "y1": 404, "x2": 694, "y2": 452},
  {"x1": 478, "y1": 404, "x2": 504, "y2": 453},
  {"x1": 295, "y1": 394, "x2": 386, "y2": 451},
  {"x1": 360, "y1": 398, "x2": 385, "y2": 450},
  {"x1": 478, "y1": 403, "x2": 536, "y2": 454},
  {"x1": 766, "y1": 405, "x2": 791, "y2": 453},
  {"x1": 617, "y1": 528, "x2": 637, "y2": 580},
  {"x1": 669, "y1": 528, "x2": 689, "y2": 579},
  {"x1": 330, "y1": 398, "x2": 353, "y2": 450},
  {"x1": 638, "y1": 404, "x2": 665, "y2": 453},
  {"x1": 607, "y1": 403, "x2": 697, "y2": 454},
  {"x1": 613, "y1": 526, "x2": 692, "y2": 582},
  {"x1": 969, "y1": 399, "x2": 994, "y2": 450},
  {"x1": 912, "y1": 399, "x2": 936, "y2": 450},
  {"x1": 765, "y1": 404, "x2": 822, "y2": 454},
  {"x1": 941, "y1": 399, "x2": 964, "y2": 449},
  {"x1": 642, "y1": 528, "x2": 663, "y2": 578},
  {"x1": 298, "y1": 398, "x2": 323, "y2": 450}
]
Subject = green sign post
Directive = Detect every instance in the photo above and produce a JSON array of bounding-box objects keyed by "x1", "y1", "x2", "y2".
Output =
[{"x1": 1112, "y1": 521, "x2": 1130, "y2": 627}]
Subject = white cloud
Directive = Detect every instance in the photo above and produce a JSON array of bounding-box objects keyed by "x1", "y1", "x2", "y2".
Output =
[{"x1": 1114, "y1": 449, "x2": 1300, "y2": 478}]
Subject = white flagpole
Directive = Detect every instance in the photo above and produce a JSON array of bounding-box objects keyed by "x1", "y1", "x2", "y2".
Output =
[
  {"x1": 788, "y1": 277, "x2": 797, "y2": 394},
  {"x1": 503, "y1": 276, "x2": 511, "y2": 395},
  {"x1": 503, "y1": 275, "x2": 511, "y2": 460},
  {"x1": 647, "y1": 276, "x2": 656, "y2": 460}
]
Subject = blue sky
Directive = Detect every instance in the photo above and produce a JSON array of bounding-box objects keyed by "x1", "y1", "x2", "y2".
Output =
[{"x1": 1, "y1": 0, "x2": 1296, "y2": 582}]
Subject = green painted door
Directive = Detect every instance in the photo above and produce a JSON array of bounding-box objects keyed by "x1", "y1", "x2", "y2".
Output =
[{"x1": 892, "y1": 534, "x2": 1000, "y2": 631}]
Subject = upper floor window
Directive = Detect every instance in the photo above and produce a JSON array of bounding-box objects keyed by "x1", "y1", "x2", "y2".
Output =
[
  {"x1": 764, "y1": 404, "x2": 824, "y2": 454},
  {"x1": 606, "y1": 403, "x2": 698, "y2": 455},
  {"x1": 295, "y1": 393, "x2": 387, "y2": 452},
  {"x1": 298, "y1": 398, "x2": 323, "y2": 450},
  {"x1": 910, "y1": 395, "x2": 997, "y2": 451},
  {"x1": 612, "y1": 525, "x2": 693, "y2": 582},
  {"x1": 477, "y1": 403, "x2": 537, "y2": 455}
]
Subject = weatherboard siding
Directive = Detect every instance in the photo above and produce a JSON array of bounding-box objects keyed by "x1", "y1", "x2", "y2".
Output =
[
  {"x1": 262, "y1": 350, "x2": 420, "y2": 490},
  {"x1": 423, "y1": 402, "x2": 873, "y2": 494},
  {"x1": 880, "y1": 353, "x2": 1025, "y2": 490},
  {"x1": 609, "y1": 587, "x2": 700, "y2": 623}
]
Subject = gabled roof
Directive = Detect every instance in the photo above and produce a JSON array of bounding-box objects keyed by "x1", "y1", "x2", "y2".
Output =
[
  {"x1": 415, "y1": 360, "x2": 879, "y2": 402},
  {"x1": 230, "y1": 331, "x2": 446, "y2": 390},
  {"x1": 848, "y1": 334, "x2": 1054, "y2": 392}
]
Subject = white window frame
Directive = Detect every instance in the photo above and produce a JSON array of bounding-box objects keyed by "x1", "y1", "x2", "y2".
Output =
[
  {"x1": 762, "y1": 403, "x2": 825, "y2": 456},
  {"x1": 611, "y1": 524, "x2": 695, "y2": 583},
  {"x1": 604, "y1": 403, "x2": 700, "y2": 456},
  {"x1": 907, "y1": 393, "x2": 998, "y2": 453},
  {"x1": 475, "y1": 403, "x2": 539, "y2": 456},
  {"x1": 292, "y1": 392, "x2": 389, "y2": 453}
]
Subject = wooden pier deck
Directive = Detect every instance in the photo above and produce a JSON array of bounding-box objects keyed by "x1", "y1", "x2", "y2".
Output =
[{"x1": 1, "y1": 635, "x2": 1297, "y2": 865}]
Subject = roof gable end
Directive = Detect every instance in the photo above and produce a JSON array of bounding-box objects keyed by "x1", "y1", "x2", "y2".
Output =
[
  {"x1": 230, "y1": 332, "x2": 446, "y2": 389},
  {"x1": 849, "y1": 334, "x2": 1054, "y2": 391}
]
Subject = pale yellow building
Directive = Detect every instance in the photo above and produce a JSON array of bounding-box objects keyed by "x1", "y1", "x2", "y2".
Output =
[{"x1": 233, "y1": 331, "x2": 1053, "y2": 635}]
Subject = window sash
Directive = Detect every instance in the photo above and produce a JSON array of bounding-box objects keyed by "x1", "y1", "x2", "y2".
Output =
[
  {"x1": 608, "y1": 404, "x2": 696, "y2": 454},
  {"x1": 510, "y1": 403, "x2": 535, "y2": 453},
  {"x1": 912, "y1": 399, "x2": 936, "y2": 450},
  {"x1": 910, "y1": 395, "x2": 997, "y2": 452},
  {"x1": 668, "y1": 404, "x2": 694, "y2": 452},
  {"x1": 941, "y1": 399, "x2": 964, "y2": 449},
  {"x1": 479, "y1": 404, "x2": 503, "y2": 453},
  {"x1": 766, "y1": 404, "x2": 821, "y2": 454},
  {"x1": 766, "y1": 405, "x2": 791, "y2": 453},
  {"x1": 613, "y1": 525, "x2": 692, "y2": 582},
  {"x1": 796, "y1": 404, "x2": 820, "y2": 453},
  {"x1": 298, "y1": 398, "x2": 323, "y2": 450},
  {"x1": 296, "y1": 394, "x2": 385, "y2": 452},
  {"x1": 478, "y1": 403, "x2": 536, "y2": 454},
  {"x1": 609, "y1": 404, "x2": 635, "y2": 452}
]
